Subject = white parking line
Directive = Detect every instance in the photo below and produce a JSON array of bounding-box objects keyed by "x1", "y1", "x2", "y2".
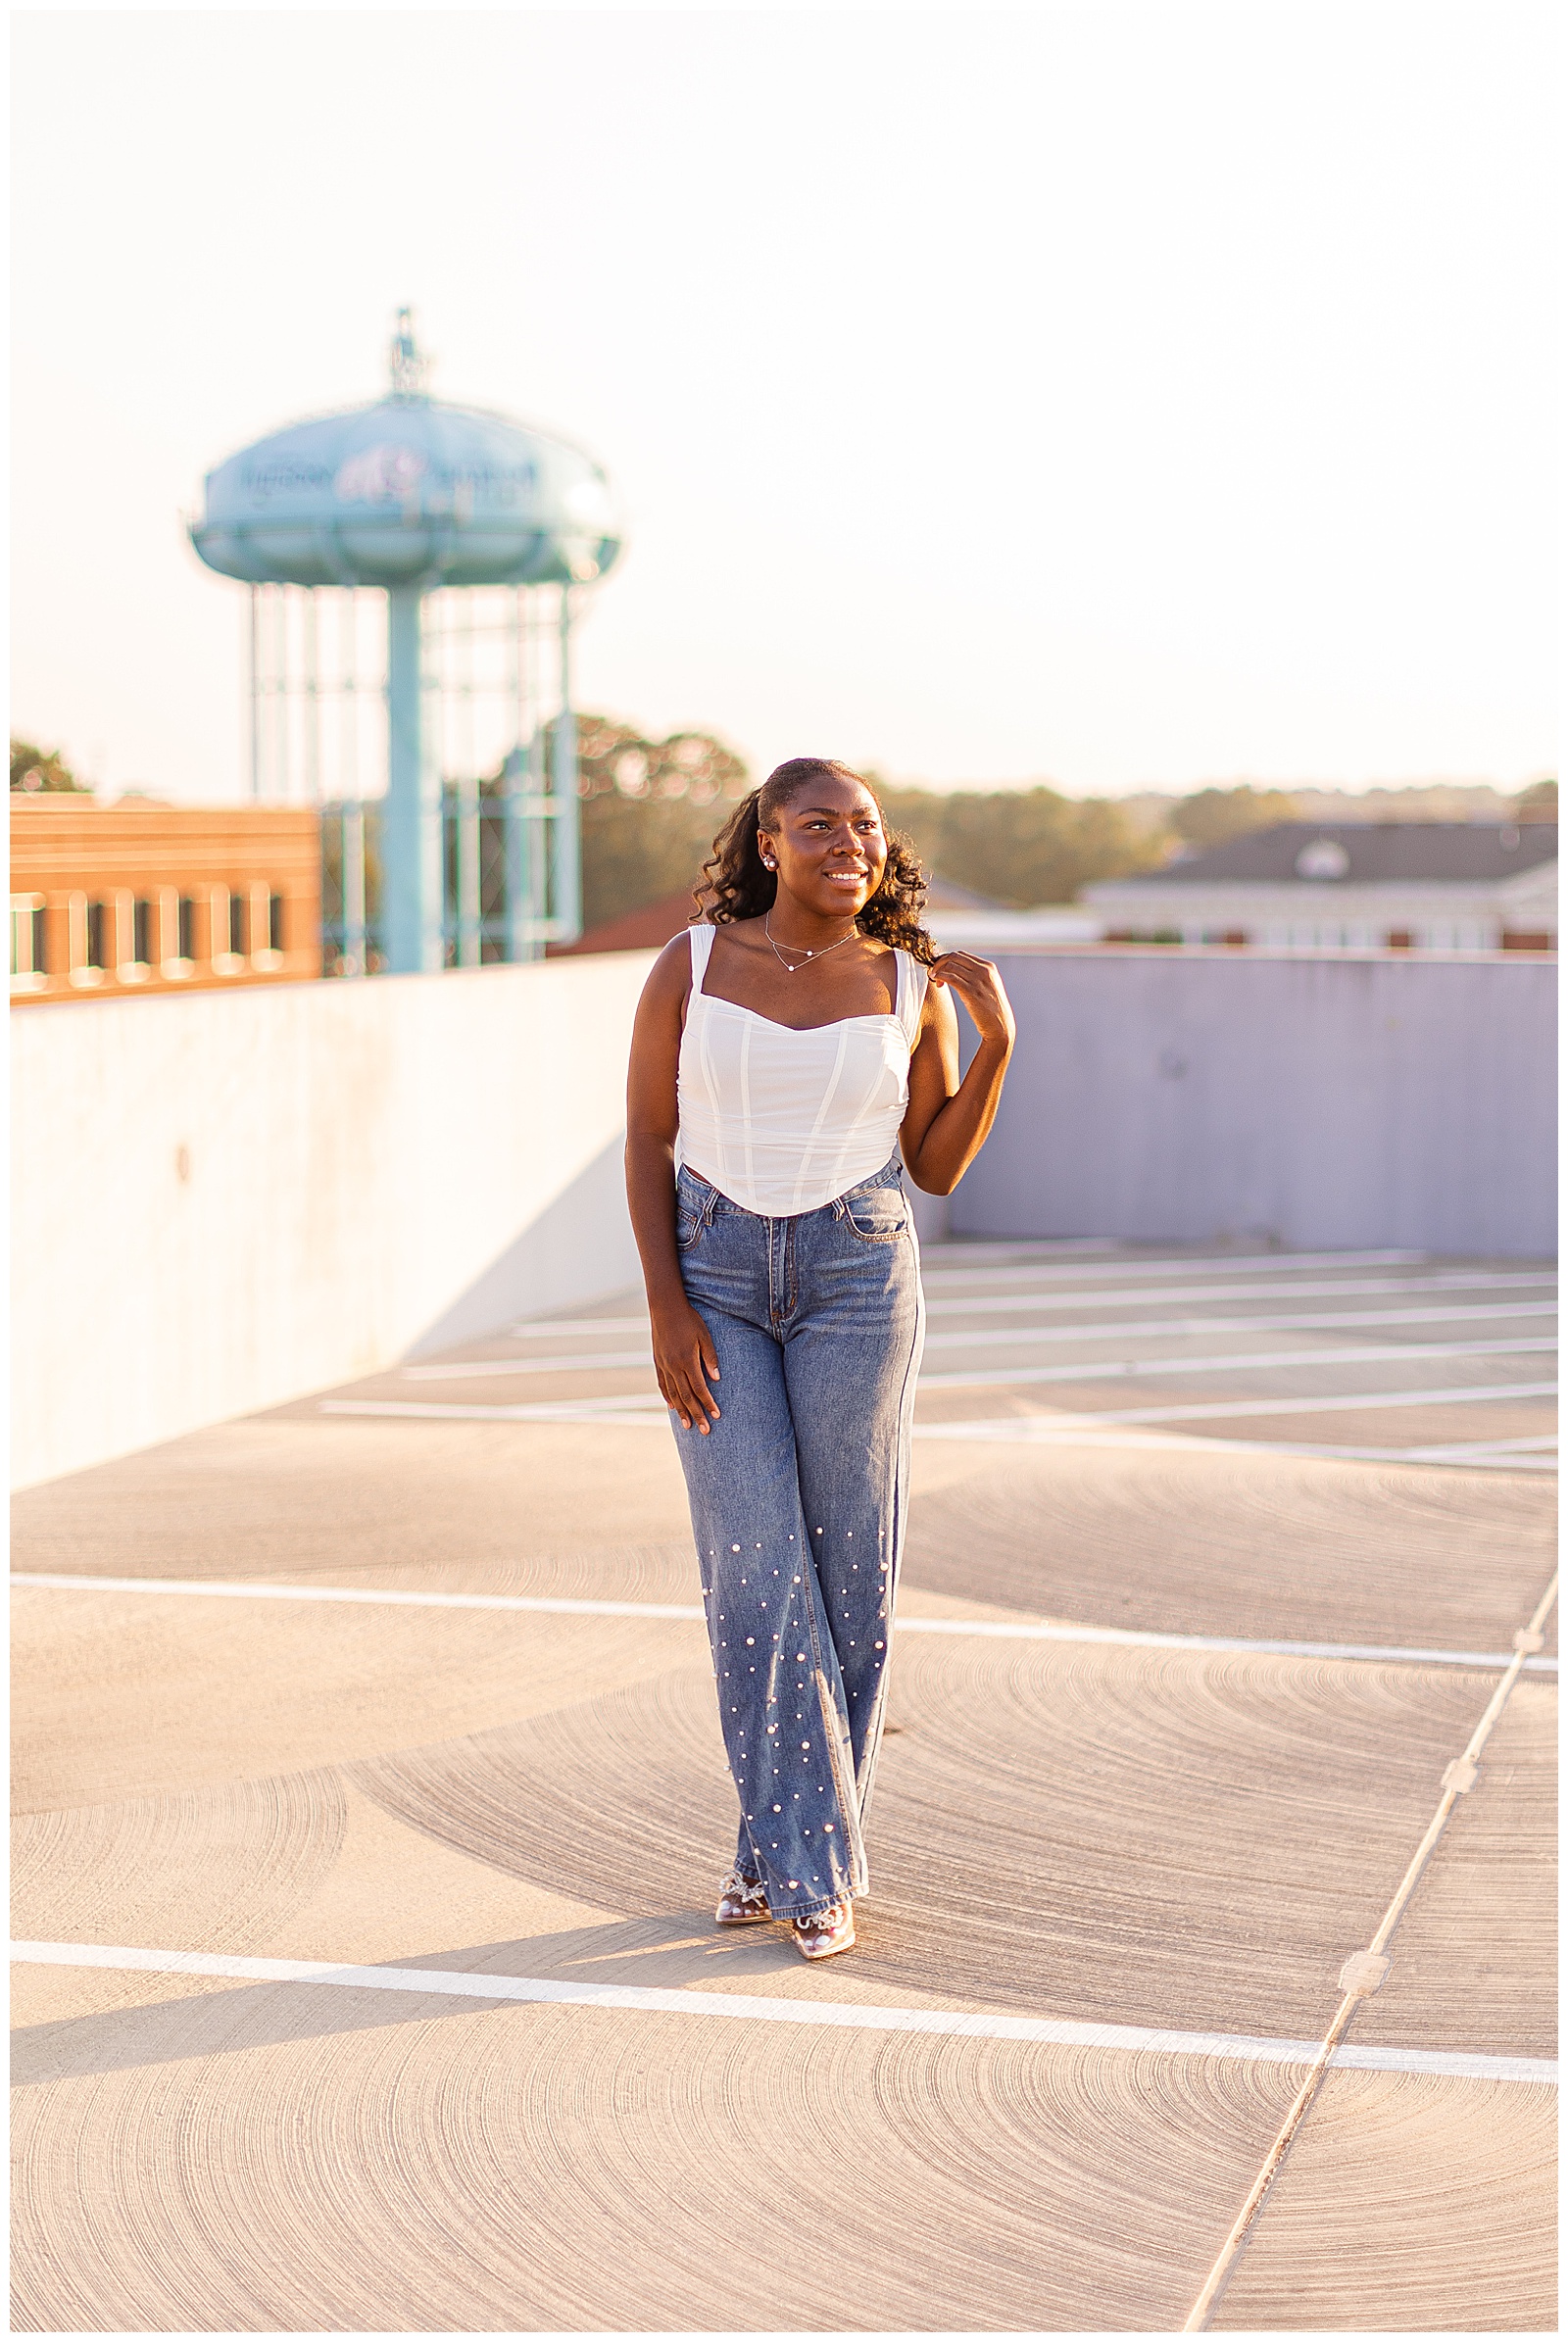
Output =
[
  {"x1": 915, "y1": 1379, "x2": 1558, "y2": 1428},
  {"x1": 923, "y1": 1302, "x2": 1557, "y2": 1348},
  {"x1": 898, "y1": 1617, "x2": 1558, "y2": 1670},
  {"x1": 1407, "y1": 1433, "x2": 1559, "y2": 1460},
  {"x1": 919, "y1": 1337, "x2": 1556, "y2": 1390},
  {"x1": 918, "y1": 1245, "x2": 1434, "y2": 1283},
  {"x1": 317, "y1": 1376, "x2": 1558, "y2": 1433},
  {"x1": 10, "y1": 1574, "x2": 1556, "y2": 1673},
  {"x1": 9, "y1": 1572, "x2": 707, "y2": 1623},
  {"x1": 405, "y1": 1350, "x2": 654, "y2": 1381},
  {"x1": 395, "y1": 1305, "x2": 1557, "y2": 1386},
  {"x1": 1331, "y1": 1442, "x2": 1556, "y2": 1461},
  {"x1": 496, "y1": 1273, "x2": 1554, "y2": 1348},
  {"x1": 368, "y1": 1340, "x2": 1556, "y2": 1386},
  {"x1": 320, "y1": 1392, "x2": 669, "y2": 1424},
  {"x1": 909, "y1": 1422, "x2": 1559, "y2": 1473},
  {"x1": 1182, "y1": 1567, "x2": 1560, "y2": 2328},
  {"x1": 505, "y1": 1317, "x2": 652, "y2": 1338},
  {"x1": 925, "y1": 1272, "x2": 1554, "y2": 1318},
  {"x1": 917, "y1": 1424, "x2": 1555, "y2": 1465},
  {"x1": 9, "y1": 1940, "x2": 1552, "y2": 2088}
]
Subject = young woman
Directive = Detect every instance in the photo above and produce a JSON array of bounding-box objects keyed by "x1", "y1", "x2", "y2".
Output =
[{"x1": 624, "y1": 757, "x2": 1015, "y2": 1961}]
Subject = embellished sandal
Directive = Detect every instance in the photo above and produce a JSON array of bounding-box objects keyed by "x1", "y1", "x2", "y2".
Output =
[
  {"x1": 715, "y1": 1870, "x2": 771, "y2": 1926},
  {"x1": 790, "y1": 1900, "x2": 856, "y2": 1961}
]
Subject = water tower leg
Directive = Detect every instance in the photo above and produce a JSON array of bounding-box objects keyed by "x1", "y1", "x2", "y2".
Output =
[
  {"x1": 383, "y1": 585, "x2": 442, "y2": 973},
  {"x1": 502, "y1": 588, "x2": 537, "y2": 964},
  {"x1": 550, "y1": 585, "x2": 582, "y2": 941}
]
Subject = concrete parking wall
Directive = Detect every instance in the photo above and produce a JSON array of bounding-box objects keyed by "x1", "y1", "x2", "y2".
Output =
[
  {"x1": 951, "y1": 948, "x2": 1557, "y2": 1258},
  {"x1": 14, "y1": 944, "x2": 1555, "y2": 1489},
  {"x1": 12, "y1": 954, "x2": 656, "y2": 1488}
]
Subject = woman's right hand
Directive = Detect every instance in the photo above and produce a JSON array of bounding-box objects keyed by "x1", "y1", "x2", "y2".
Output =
[{"x1": 652, "y1": 1298, "x2": 721, "y2": 1432}]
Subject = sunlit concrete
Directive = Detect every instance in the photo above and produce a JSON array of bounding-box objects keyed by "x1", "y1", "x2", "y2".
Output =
[{"x1": 11, "y1": 1243, "x2": 1555, "y2": 2330}]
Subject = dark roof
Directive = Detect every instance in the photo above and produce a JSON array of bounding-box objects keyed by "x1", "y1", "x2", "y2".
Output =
[{"x1": 1118, "y1": 822, "x2": 1558, "y2": 888}]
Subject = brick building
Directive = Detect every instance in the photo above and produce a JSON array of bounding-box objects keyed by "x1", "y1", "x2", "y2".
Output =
[{"x1": 10, "y1": 801, "x2": 321, "y2": 1002}]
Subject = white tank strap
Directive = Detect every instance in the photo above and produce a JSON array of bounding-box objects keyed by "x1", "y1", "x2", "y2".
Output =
[
  {"x1": 688, "y1": 922, "x2": 716, "y2": 984},
  {"x1": 895, "y1": 950, "x2": 928, "y2": 1046}
]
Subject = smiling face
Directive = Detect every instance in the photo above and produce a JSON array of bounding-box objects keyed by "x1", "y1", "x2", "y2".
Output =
[{"x1": 758, "y1": 772, "x2": 889, "y2": 927}]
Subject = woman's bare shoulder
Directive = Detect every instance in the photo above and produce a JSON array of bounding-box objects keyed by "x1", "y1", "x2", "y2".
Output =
[
  {"x1": 915, "y1": 965, "x2": 957, "y2": 1038},
  {"x1": 639, "y1": 931, "x2": 698, "y2": 1002}
]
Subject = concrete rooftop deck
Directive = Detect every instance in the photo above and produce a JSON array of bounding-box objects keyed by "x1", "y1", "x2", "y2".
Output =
[{"x1": 11, "y1": 1239, "x2": 1557, "y2": 2331}]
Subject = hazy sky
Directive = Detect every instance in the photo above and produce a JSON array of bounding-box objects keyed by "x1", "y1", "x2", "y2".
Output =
[{"x1": 11, "y1": 5, "x2": 1555, "y2": 804}]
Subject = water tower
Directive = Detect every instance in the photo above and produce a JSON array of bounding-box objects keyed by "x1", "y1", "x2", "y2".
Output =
[{"x1": 189, "y1": 312, "x2": 622, "y2": 970}]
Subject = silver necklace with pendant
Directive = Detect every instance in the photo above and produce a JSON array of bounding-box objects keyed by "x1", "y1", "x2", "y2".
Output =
[{"x1": 764, "y1": 913, "x2": 859, "y2": 975}]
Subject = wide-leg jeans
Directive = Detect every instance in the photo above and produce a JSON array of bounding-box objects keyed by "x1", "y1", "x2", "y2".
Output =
[{"x1": 669, "y1": 1155, "x2": 924, "y2": 1921}]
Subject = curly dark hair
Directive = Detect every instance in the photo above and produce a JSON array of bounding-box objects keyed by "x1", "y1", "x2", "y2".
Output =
[{"x1": 692, "y1": 756, "x2": 936, "y2": 965}]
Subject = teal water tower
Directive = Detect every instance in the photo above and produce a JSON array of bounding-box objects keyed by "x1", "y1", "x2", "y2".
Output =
[{"x1": 189, "y1": 313, "x2": 623, "y2": 971}]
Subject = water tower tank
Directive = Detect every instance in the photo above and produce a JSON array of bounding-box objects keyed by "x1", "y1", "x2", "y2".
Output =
[
  {"x1": 190, "y1": 356, "x2": 621, "y2": 592},
  {"x1": 188, "y1": 315, "x2": 622, "y2": 973}
]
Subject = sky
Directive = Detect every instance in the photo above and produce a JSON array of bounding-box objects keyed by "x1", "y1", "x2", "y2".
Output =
[{"x1": 10, "y1": 4, "x2": 1556, "y2": 805}]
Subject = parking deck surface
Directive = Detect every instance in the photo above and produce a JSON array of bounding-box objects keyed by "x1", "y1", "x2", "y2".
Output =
[{"x1": 11, "y1": 1241, "x2": 1556, "y2": 2330}]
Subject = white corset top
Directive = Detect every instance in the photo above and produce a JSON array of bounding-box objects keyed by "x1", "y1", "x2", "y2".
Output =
[{"x1": 676, "y1": 923, "x2": 928, "y2": 1216}]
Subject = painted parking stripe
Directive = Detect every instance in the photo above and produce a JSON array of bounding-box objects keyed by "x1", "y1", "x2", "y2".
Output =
[
  {"x1": 909, "y1": 1423, "x2": 1558, "y2": 1473},
  {"x1": 920, "y1": 1248, "x2": 1432, "y2": 1285},
  {"x1": 921, "y1": 1302, "x2": 1558, "y2": 1350},
  {"x1": 8, "y1": 1940, "x2": 1551, "y2": 2087},
  {"x1": 909, "y1": 1423, "x2": 1559, "y2": 1473},
  {"x1": 918, "y1": 1336, "x2": 1556, "y2": 1390},
  {"x1": 924, "y1": 1272, "x2": 1555, "y2": 1318},
  {"x1": 397, "y1": 1305, "x2": 1558, "y2": 1385},
  {"x1": 490, "y1": 1278, "x2": 1556, "y2": 1347},
  {"x1": 319, "y1": 1392, "x2": 669, "y2": 1423},
  {"x1": 328, "y1": 1351, "x2": 1557, "y2": 1421},
  {"x1": 10, "y1": 1574, "x2": 1555, "y2": 1673},
  {"x1": 896, "y1": 1617, "x2": 1559, "y2": 1670},
  {"x1": 405, "y1": 1350, "x2": 654, "y2": 1381},
  {"x1": 1407, "y1": 1433, "x2": 1559, "y2": 1459},
  {"x1": 316, "y1": 1378, "x2": 1558, "y2": 1432},
  {"x1": 913, "y1": 1379, "x2": 1559, "y2": 1428},
  {"x1": 506, "y1": 1316, "x2": 652, "y2": 1337},
  {"x1": 9, "y1": 1572, "x2": 707, "y2": 1623},
  {"x1": 913, "y1": 1422, "x2": 1556, "y2": 1470}
]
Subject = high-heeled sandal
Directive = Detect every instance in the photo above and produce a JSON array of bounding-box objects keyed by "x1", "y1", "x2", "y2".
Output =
[
  {"x1": 714, "y1": 1870, "x2": 770, "y2": 1926},
  {"x1": 790, "y1": 1900, "x2": 856, "y2": 1960}
]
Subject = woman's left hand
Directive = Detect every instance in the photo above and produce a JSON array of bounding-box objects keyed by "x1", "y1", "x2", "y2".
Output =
[{"x1": 927, "y1": 951, "x2": 1016, "y2": 1051}]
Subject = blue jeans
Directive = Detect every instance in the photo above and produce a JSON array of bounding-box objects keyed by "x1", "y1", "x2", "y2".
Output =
[{"x1": 670, "y1": 1155, "x2": 924, "y2": 1921}]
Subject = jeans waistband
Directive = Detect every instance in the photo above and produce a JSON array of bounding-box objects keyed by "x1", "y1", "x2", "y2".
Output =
[{"x1": 676, "y1": 1155, "x2": 904, "y2": 1227}]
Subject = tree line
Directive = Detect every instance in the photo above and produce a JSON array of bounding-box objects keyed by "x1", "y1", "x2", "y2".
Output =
[
  {"x1": 13, "y1": 728, "x2": 1555, "y2": 937},
  {"x1": 572, "y1": 721, "x2": 1191, "y2": 926},
  {"x1": 570, "y1": 717, "x2": 1556, "y2": 930}
]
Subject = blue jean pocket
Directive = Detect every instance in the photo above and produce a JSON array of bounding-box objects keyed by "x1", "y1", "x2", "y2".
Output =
[{"x1": 839, "y1": 1185, "x2": 908, "y2": 1242}]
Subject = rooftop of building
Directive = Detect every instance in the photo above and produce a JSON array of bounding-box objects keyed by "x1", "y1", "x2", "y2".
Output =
[{"x1": 1107, "y1": 821, "x2": 1558, "y2": 889}]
